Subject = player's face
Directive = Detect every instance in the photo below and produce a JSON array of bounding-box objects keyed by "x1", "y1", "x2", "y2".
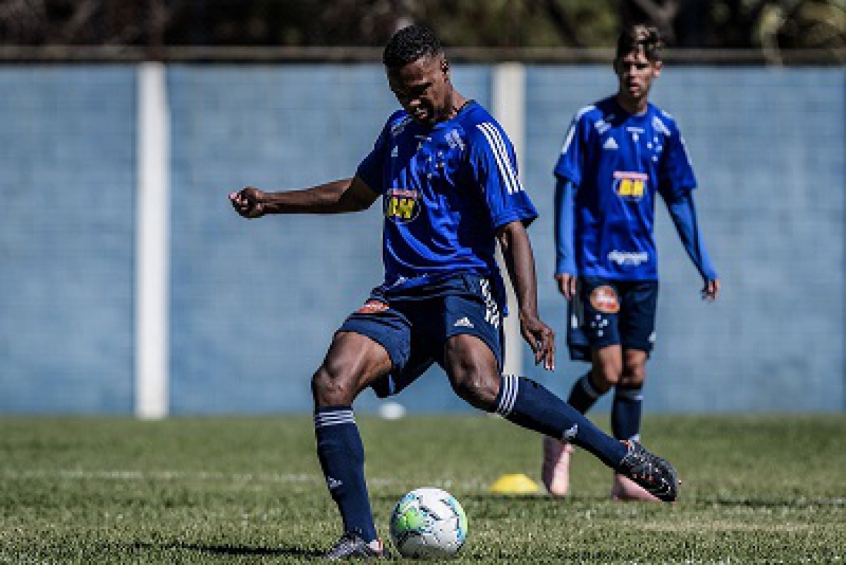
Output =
[
  {"x1": 614, "y1": 47, "x2": 662, "y2": 107},
  {"x1": 387, "y1": 54, "x2": 453, "y2": 127}
]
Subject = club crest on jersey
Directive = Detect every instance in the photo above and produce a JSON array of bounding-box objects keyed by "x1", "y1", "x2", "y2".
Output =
[
  {"x1": 384, "y1": 188, "x2": 421, "y2": 223},
  {"x1": 357, "y1": 300, "x2": 389, "y2": 315},
  {"x1": 589, "y1": 285, "x2": 620, "y2": 314},
  {"x1": 613, "y1": 171, "x2": 648, "y2": 201}
]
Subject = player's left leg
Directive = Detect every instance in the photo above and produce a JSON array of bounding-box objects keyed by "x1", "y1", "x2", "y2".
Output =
[
  {"x1": 436, "y1": 275, "x2": 677, "y2": 500},
  {"x1": 436, "y1": 281, "x2": 630, "y2": 470},
  {"x1": 611, "y1": 348, "x2": 648, "y2": 442},
  {"x1": 610, "y1": 348, "x2": 658, "y2": 500},
  {"x1": 610, "y1": 280, "x2": 661, "y2": 501},
  {"x1": 443, "y1": 334, "x2": 629, "y2": 467},
  {"x1": 441, "y1": 335, "x2": 678, "y2": 501}
]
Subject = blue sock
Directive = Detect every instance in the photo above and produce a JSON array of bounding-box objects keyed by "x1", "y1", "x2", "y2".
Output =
[
  {"x1": 314, "y1": 406, "x2": 377, "y2": 542},
  {"x1": 611, "y1": 385, "x2": 643, "y2": 441},
  {"x1": 495, "y1": 375, "x2": 626, "y2": 468},
  {"x1": 567, "y1": 370, "x2": 603, "y2": 414}
]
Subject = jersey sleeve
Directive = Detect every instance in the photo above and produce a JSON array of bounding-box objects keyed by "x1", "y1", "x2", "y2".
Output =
[
  {"x1": 553, "y1": 110, "x2": 590, "y2": 186},
  {"x1": 355, "y1": 119, "x2": 391, "y2": 195},
  {"x1": 468, "y1": 121, "x2": 538, "y2": 229},
  {"x1": 658, "y1": 120, "x2": 698, "y2": 202}
]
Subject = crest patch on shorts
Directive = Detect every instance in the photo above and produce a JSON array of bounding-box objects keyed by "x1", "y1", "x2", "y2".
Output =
[
  {"x1": 589, "y1": 285, "x2": 620, "y2": 314},
  {"x1": 357, "y1": 300, "x2": 389, "y2": 314}
]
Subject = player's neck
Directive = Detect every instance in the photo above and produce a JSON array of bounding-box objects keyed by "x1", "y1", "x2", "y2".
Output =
[
  {"x1": 616, "y1": 93, "x2": 649, "y2": 116},
  {"x1": 444, "y1": 92, "x2": 468, "y2": 120}
]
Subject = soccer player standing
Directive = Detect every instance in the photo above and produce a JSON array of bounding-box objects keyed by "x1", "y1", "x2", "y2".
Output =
[
  {"x1": 542, "y1": 23, "x2": 720, "y2": 501},
  {"x1": 230, "y1": 24, "x2": 679, "y2": 559}
]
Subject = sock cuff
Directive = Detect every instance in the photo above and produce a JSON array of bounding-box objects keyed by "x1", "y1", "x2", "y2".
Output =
[
  {"x1": 495, "y1": 374, "x2": 520, "y2": 417},
  {"x1": 580, "y1": 372, "x2": 601, "y2": 399},
  {"x1": 314, "y1": 406, "x2": 355, "y2": 429},
  {"x1": 614, "y1": 387, "x2": 644, "y2": 401}
]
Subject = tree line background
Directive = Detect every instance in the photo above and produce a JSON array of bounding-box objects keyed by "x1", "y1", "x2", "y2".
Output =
[{"x1": 0, "y1": 0, "x2": 843, "y2": 60}]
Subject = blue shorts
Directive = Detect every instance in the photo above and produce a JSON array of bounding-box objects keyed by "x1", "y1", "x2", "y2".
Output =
[
  {"x1": 338, "y1": 273, "x2": 505, "y2": 398},
  {"x1": 567, "y1": 276, "x2": 659, "y2": 362}
]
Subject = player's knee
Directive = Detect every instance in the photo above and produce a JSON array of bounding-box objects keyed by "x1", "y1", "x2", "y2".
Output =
[
  {"x1": 594, "y1": 366, "x2": 622, "y2": 390},
  {"x1": 450, "y1": 372, "x2": 498, "y2": 411},
  {"x1": 620, "y1": 363, "x2": 646, "y2": 387},
  {"x1": 311, "y1": 363, "x2": 357, "y2": 407}
]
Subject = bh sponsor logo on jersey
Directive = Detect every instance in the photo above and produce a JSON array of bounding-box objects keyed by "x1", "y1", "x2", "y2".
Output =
[
  {"x1": 608, "y1": 250, "x2": 649, "y2": 267},
  {"x1": 384, "y1": 188, "x2": 421, "y2": 223},
  {"x1": 613, "y1": 171, "x2": 648, "y2": 201},
  {"x1": 589, "y1": 285, "x2": 620, "y2": 314}
]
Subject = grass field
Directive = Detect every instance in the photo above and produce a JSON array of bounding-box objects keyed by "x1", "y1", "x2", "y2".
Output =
[{"x1": 1, "y1": 414, "x2": 844, "y2": 564}]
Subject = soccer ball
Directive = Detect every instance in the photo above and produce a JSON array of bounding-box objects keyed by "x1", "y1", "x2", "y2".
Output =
[{"x1": 389, "y1": 487, "x2": 468, "y2": 559}]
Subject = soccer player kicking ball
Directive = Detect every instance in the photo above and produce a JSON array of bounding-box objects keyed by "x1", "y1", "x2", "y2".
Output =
[
  {"x1": 543, "y1": 23, "x2": 720, "y2": 501},
  {"x1": 230, "y1": 24, "x2": 678, "y2": 560}
]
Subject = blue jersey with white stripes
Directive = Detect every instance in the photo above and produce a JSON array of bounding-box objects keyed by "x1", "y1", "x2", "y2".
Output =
[
  {"x1": 357, "y1": 101, "x2": 538, "y2": 290},
  {"x1": 554, "y1": 97, "x2": 697, "y2": 280}
]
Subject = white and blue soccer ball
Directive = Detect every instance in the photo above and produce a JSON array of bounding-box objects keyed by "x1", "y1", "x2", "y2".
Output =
[{"x1": 389, "y1": 487, "x2": 468, "y2": 559}]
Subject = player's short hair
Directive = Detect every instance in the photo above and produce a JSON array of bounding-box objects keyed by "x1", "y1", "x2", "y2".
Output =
[
  {"x1": 383, "y1": 24, "x2": 443, "y2": 70},
  {"x1": 616, "y1": 23, "x2": 664, "y2": 62}
]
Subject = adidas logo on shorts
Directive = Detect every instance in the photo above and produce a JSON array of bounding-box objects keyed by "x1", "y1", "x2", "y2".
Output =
[{"x1": 453, "y1": 317, "x2": 474, "y2": 328}]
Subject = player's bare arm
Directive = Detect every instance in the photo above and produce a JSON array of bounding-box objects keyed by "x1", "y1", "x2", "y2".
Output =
[
  {"x1": 555, "y1": 273, "x2": 578, "y2": 301},
  {"x1": 228, "y1": 176, "x2": 379, "y2": 218},
  {"x1": 496, "y1": 220, "x2": 555, "y2": 371},
  {"x1": 702, "y1": 278, "x2": 720, "y2": 302}
]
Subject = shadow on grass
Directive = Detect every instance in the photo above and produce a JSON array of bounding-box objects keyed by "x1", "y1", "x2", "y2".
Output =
[{"x1": 127, "y1": 540, "x2": 322, "y2": 558}]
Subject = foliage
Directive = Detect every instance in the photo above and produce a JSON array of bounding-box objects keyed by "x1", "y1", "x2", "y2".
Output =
[{"x1": 0, "y1": 0, "x2": 842, "y2": 52}]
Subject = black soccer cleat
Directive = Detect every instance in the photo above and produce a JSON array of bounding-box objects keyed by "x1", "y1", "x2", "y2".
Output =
[
  {"x1": 324, "y1": 532, "x2": 388, "y2": 560},
  {"x1": 617, "y1": 440, "x2": 679, "y2": 502}
]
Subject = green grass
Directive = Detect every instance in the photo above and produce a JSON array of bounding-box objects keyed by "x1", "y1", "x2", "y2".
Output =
[{"x1": 1, "y1": 414, "x2": 844, "y2": 564}]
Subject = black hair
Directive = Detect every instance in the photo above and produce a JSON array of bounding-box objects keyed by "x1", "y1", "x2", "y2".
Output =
[
  {"x1": 383, "y1": 24, "x2": 443, "y2": 70},
  {"x1": 616, "y1": 23, "x2": 664, "y2": 62}
]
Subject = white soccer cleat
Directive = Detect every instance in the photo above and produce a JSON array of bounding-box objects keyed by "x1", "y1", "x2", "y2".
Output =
[{"x1": 541, "y1": 436, "x2": 574, "y2": 497}]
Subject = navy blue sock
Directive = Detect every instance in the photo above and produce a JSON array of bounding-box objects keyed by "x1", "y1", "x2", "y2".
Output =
[
  {"x1": 611, "y1": 385, "x2": 644, "y2": 441},
  {"x1": 567, "y1": 370, "x2": 603, "y2": 414},
  {"x1": 314, "y1": 406, "x2": 377, "y2": 543},
  {"x1": 495, "y1": 375, "x2": 626, "y2": 468}
]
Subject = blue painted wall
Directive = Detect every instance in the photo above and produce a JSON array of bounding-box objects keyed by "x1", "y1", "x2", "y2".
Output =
[
  {"x1": 0, "y1": 67, "x2": 136, "y2": 413},
  {"x1": 0, "y1": 63, "x2": 842, "y2": 414},
  {"x1": 522, "y1": 66, "x2": 846, "y2": 413}
]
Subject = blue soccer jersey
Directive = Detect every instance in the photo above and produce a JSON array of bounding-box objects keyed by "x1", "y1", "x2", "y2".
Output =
[
  {"x1": 554, "y1": 96, "x2": 697, "y2": 280},
  {"x1": 357, "y1": 101, "x2": 538, "y2": 289}
]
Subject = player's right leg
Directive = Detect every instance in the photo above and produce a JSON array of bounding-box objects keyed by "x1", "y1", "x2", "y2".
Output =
[
  {"x1": 544, "y1": 277, "x2": 626, "y2": 497},
  {"x1": 541, "y1": 435, "x2": 574, "y2": 496},
  {"x1": 543, "y1": 346, "x2": 622, "y2": 497},
  {"x1": 312, "y1": 330, "x2": 395, "y2": 559}
]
